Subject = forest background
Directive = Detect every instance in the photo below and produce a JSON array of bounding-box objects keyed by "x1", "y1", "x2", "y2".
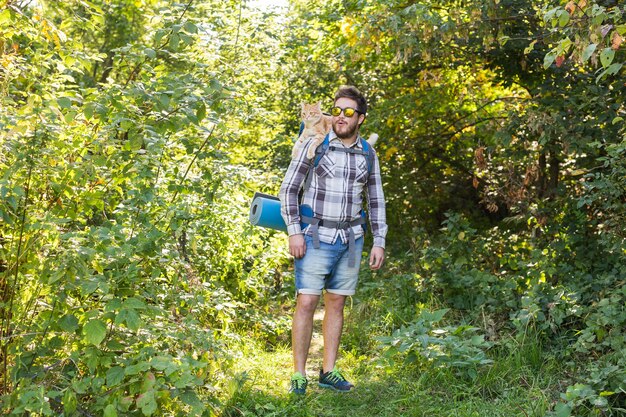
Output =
[{"x1": 0, "y1": 0, "x2": 624, "y2": 416}]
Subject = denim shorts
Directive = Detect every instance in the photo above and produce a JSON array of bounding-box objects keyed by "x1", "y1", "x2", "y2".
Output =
[{"x1": 294, "y1": 234, "x2": 364, "y2": 296}]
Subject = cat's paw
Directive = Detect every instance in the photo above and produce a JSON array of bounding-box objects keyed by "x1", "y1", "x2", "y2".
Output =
[
  {"x1": 292, "y1": 139, "x2": 304, "y2": 158},
  {"x1": 305, "y1": 145, "x2": 317, "y2": 160},
  {"x1": 306, "y1": 136, "x2": 326, "y2": 159}
]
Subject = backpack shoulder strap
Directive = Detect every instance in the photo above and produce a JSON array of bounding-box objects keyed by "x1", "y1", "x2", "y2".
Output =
[
  {"x1": 359, "y1": 137, "x2": 375, "y2": 177},
  {"x1": 312, "y1": 134, "x2": 331, "y2": 167},
  {"x1": 303, "y1": 134, "x2": 331, "y2": 192}
]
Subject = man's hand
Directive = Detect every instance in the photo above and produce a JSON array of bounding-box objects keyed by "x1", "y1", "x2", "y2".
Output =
[
  {"x1": 369, "y1": 246, "x2": 385, "y2": 270},
  {"x1": 289, "y1": 234, "x2": 306, "y2": 258}
]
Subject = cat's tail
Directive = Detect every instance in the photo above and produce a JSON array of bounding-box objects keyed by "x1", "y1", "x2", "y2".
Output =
[{"x1": 366, "y1": 133, "x2": 379, "y2": 147}]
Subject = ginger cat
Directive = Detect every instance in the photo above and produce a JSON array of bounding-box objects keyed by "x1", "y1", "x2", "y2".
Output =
[
  {"x1": 292, "y1": 102, "x2": 379, "y2": 160},
  {"x1": 292, "y1": 102, "x2": 332, "y2": 159}
]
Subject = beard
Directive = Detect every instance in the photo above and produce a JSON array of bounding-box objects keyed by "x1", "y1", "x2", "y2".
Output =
[{"x1": 332, "y1": 119, "x2": 359, "y2": 139}]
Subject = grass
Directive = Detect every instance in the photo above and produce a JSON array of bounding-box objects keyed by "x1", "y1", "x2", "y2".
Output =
[
  {"x1": 217, "y1": 318, "x2": 560, "y2": 417},
  {"x1": 211, "y1": 261, "x2": 572, "y2": 416}
]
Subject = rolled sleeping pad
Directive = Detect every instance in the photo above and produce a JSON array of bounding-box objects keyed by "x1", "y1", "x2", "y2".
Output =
[
  {"x1": 249, "y1": 192, "x2": 286, "y2": 232},
  {"x1": 249, "y1": 192, "x2": 312, "y2": 232}
]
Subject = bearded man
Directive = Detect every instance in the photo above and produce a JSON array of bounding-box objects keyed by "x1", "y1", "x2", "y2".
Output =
[{"x1": 279, "y1": 85, "x2": 387, "y2": 394}]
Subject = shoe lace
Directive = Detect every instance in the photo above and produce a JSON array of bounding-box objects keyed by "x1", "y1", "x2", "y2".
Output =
[
  {"x1": 325, "y1": 367, "x2": 347, "y2": 383},
  {"x1": 291, "y1": 373, "x2": 307, "y2": 389}
]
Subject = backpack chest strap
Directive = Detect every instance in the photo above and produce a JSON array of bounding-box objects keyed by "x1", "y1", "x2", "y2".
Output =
[
  {"x1": 300, "y1": 214, "x2": 365, "y2": 267},
  {"x1": 328, "y1": 146, "x2": 368, "y2": 156}
]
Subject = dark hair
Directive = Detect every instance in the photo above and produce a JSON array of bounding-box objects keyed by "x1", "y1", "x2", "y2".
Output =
[{"x1": 335, "y1": 85, "x2": 367, "y2": 115}]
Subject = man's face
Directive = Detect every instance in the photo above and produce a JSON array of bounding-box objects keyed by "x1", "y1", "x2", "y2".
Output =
[{"x1": 332, "y1": 97, "x2": 365, "y2": 140}]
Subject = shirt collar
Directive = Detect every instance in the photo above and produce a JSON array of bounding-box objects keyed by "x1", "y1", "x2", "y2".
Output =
[{"x1": 329, "y1": 129, "x2": 362, "y2": 148}]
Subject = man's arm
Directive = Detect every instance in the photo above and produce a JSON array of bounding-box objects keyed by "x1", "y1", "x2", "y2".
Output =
[
  {"x1": 279, "y1": 143, "x2": 312, "y2": 258},
  {"x1": 366, "y1": 149, "x2": 388, "y2": 269}
]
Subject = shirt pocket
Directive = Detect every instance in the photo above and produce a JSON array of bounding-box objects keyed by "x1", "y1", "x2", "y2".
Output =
[
  {"x1": 355, "y1": 156, "x2": 369, "y2": 184},
  {"x1": 315, "y1": 154, "x2": 336, "y2": 178}
]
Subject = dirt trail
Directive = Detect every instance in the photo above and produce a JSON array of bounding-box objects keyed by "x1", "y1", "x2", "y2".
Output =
[{"x1": 308, "y1": 307, "x2": 325, "y2": 364}]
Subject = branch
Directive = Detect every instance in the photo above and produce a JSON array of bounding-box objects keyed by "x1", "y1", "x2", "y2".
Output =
[
  {"x1": 123, "y1": 0, "x2": 195, "y2": 88},
  {"x1": 448, "y1": 97, "x2": 528, "y2": 129}
]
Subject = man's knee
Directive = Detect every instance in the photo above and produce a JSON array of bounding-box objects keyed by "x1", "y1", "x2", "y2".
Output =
[
  {"x1": 296, "y1": 294, "x2": 319, "y2": 314},
  {"x1": 324, "y1": 292, "x2": 347, "y2": 310}
]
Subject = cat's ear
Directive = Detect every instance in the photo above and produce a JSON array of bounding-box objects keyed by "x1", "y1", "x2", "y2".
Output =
[{"x1": 315, "y1": 102, "x2": 322, "y2": 110}]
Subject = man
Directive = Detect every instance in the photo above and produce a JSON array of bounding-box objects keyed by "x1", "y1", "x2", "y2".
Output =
[{"x1": 279, "y1": 85, "x2": 387, "y2": 394}]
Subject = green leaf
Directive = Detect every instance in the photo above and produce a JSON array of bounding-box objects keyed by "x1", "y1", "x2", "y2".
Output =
[
  {"x1": 421, "y1": 308, "x2": 449, "y2": 323},
  {"x1": 596, "y1": 63, "x2": 623, "y2": 82},
  {"x1": 555, "y1": 403, "x2": 572, "y2": 417},
  {"x1": 196, "y1": 102, "x2": 206, "y2": 123},
  {"x1": 0, "y1": 9, "x2": 12, "y2": 25},
  {"x1": 169, "y1": 34, "x2": 180, "y2": 50},
  {"x1": 122, "y1": 297, "x2": 146, "y2": 309},
  {"x1": 106, "y1": 366, "x2": 125, "y2": 386},
  {"x1": 63, "y1": 390, "x2": 77, "y2": 415},
  {"x1": 104, "y1": 404, "x2": 118, "y2": 417},
  {"x1": 183, "y1": 21, "x2": 198, "y2": 34},
  {"x1": 59, "y1": 314, "x2": 79, "y2": 332},
  {"x1": 179, "y1": 390, "x2": 203, "y2": 409},
  {"x1": 84, "y1": 102, "x2": 95, "y2": 120},
  {"x1": 606, "y1": 62, "x2": 623, "y2": 75},
  {"x1": 64, "y1": 110, "x2": 77, "y2": 123},
  {"x1": 150, "y1": 356, "x2": 172, "y2": 370},
  {"x1": 613, "y1": 117, "x2": 624, "y2": 125},
  {"x1": 83, "y1": 319, "x2": 107, "y2": 346},
  {"x1": 125, "y1": 361, "x2": 150, "y2": 376},
  {"x1": 142, "y1": 372, "x2": 156, "y2": 391},
  {"x1": 592, "y1": 396, "x2": 608, "y2": 407},
  {"x1": 144, "y1": 48, "x2": 156, "y2": 59},
  {"x1": 544, "y1": 7, "x2": 558, "y2": 24},
  {"x1": 600, "y1": 48, "x2": 615, "y2": 68},
  {"x1": 582, "y1": 44, "x2": 597, "y2": 62},
  {"x1": 544, "y1": 50, "x2": 557, "y2": 69},
  {"x1": 115, "y1": 308, "x2": 142, "y2": 331},
  {"x1": 155, "y1": 29, "x2": 166, "y2": 43},
  {"x1": 470, "y1": 335, "x2": 485, "y2": 345},
  {"x1": 57, "y1": 97, "x2": 72, "y2": 109},
  {"x1": 557, "y1": 37, "x2": 572, "y2": 53},
  {"x1": 137, "y1": 391, "x2": 157, "y2": 416},
  {"x1": 105, "y1": 298, "x2": 122, "y2": 312},
  {"x1": 558, "y1": 10, "x2": 570, "y2": 27}
]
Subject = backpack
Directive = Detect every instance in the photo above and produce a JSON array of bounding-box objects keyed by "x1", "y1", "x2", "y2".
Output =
[
  {"x1": 297, "y1": 122, "x2": 376, "y2": 193},
  {"x1": 297, "y1": 124, "x2": 374, "y2": 237}
]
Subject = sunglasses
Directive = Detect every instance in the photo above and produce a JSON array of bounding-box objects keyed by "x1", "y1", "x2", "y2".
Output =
[{"x1": 330, "y1": 106, "x2": 361, "y2": 118}]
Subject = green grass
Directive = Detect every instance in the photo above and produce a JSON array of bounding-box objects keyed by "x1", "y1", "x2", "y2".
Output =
[
  {"x1": 217, "y1": 323, "x2": 559, "y2": 417},
  {"x1": 210, "y1": 260, "x2": 578, "y2": 416}
]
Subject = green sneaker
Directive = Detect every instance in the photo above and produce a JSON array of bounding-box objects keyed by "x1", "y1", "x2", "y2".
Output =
[
  {"x1": 289, "y1": 372, "x2": 308, "y2": 395},
  {"x1": 318, "y1": 367, "x2": 354, "y2": 391}
]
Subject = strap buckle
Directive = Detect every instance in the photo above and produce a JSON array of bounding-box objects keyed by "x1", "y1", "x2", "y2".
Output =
[{"x1": 335, "y1": 221, "x2": 351, "y2": 229}]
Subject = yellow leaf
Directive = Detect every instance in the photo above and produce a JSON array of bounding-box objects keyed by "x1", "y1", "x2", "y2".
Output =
[{"x1": 385, "y1": 146, "x2": 398, "y2": 159}]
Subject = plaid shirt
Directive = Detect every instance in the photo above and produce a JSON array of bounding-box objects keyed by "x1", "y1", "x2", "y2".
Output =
[{"x1": 279, "y1": 130, "x2": 387, "y2": 248}]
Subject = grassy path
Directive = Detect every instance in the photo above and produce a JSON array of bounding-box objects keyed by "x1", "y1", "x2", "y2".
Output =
[{"x1": 219, "y1": 304, "x2": 557, "y2": 417}]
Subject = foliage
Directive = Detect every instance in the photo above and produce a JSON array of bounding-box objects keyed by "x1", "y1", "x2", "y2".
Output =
[
  {"x1": 540, "y1": 1, "x2": 625, "y2": 82},
  {"x1": 1, "y1": 0, "x2": 625, "y2": 415},
  {"x1": 379, "y1": 308, "x2": 493, "y2": 377},
  {"x1": 0, "y1": 0, "x2": 289, "y2": 415}
]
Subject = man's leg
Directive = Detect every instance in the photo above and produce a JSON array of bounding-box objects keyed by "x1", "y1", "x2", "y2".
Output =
[
  {"x1": 293, "y1": 293, "x2": 320, "y2": 375},
  {"x1": 321, "y1": 292, "x2": 347, "y2": 373}
]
